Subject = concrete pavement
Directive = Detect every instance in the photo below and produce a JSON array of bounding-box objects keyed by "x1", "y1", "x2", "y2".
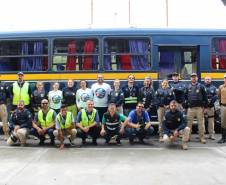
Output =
[{"x1": 1, "y1": 135, "x2": 226, "y2": 185}]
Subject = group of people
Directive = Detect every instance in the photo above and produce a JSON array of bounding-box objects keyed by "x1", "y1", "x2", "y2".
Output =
[{"x1": 0, "y1": 71, "x2": 226, "y2": 150}]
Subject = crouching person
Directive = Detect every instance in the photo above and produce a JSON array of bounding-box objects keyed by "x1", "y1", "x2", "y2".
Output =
[
  {"x1": 53, "y1": 105, "x2": 77, "y2": 150},
  {"x1": 76, "y1": 100, "x2": 100, "y2": 145},
  {"x1": 162, "y1": 100, "x2": 190, "y2": 150},
  {"x1": 31, "y1": 99, "x2": 56, "y2": 145},
  {"x1": 100, "y1": 103, "x2": 128, "y2": 145},
  {"x1": 7, "y1": 100, "x2": 32, "y2": 146},
  {"x1": 126, "y1": 102, "x2": 154, "y2": 144}
]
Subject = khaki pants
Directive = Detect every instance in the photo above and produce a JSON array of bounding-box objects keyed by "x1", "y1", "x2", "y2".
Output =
[
  {"x1": 67, "y1": 105, "x2": 77, "y2": 120},
  {"x1": 187, "y1": 107, "x2": 205, "y2": 139},
  {"x1": 7, "y1": 128, "x2": 29, "y2": 145},
  {"x1": 163, "y1": 127, "x2": 190, "y2": 143},
  {"x1": 157, "y1": 107, "x2": 167, "y2": 137},
  {"x1": 221, "y1": 106, "x2": 226, "y2": 129},
  {"x1": 206, "y1": 107, "x2": 215, "y2": 135},
  {"x1": 53, "y1": 128, "x2": 77, "y2": 141},
  {"x1": 0, "y1": 104, "x2": 8, "y2": 135}
]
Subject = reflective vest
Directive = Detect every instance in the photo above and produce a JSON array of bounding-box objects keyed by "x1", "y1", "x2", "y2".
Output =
[
  {"x1": 56, "y1": 112, "x2": 73, "y2": 129},
  {"x1": 13, "y1": 82, "x2": 30, "y2": 105},
  {"x1": 80, "y1": 108, "x2": 97, "y2": 127},
  {"x1": 38, "y1": 109, "x2": 55, "y2": 128}
]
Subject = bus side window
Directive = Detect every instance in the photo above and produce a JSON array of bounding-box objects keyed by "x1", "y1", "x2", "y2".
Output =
[{"x1": 212, "y1": 38, "x2": 226, "y2": 70}]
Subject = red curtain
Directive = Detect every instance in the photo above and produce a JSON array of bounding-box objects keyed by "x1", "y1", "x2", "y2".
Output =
[
  {"x1": 212, "y1": 40, "x2": 226, "y2": 69},
  {"x1": 66, "y1": 40, "x2": 76, "y2": 70},
  {"x1": 83, "y1": 40, "x2": 95, "y2": 70},
  {"x1": 119, "y1": 55, "x2": 132, "y2": 70}
]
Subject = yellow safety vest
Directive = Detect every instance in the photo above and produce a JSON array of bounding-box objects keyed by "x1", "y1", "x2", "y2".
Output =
[
  {"x1": 12, "y1": 82, "x2": 30, "y2": 105},
  {"x1": 38, "y1": 109, "x2": 55, "y2": 128}
]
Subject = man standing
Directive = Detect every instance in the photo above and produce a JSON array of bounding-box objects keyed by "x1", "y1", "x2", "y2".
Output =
[
  {"x1": 0, "y1": 80, "x2": 9, "y2": 140},
  {"x1": 204, "y1": 76, "x2": 217, "y2": 140},
  {"x1": 76, "y1": 100, "x2": 100, "y2": 145},
  {"x1": 91, "y1": 74, "x2": 111, "y2": 121},
  {"x1": 122, "y1": 74, "x2": 139, "y2": 116},
  {"x1": 185, "y1": 73, "x2": 208, "y2": 144},
  {"x1": 10, "y1": 72, "x2": 32, "y2": 111},
  {"x1": 7, "y1": 100, "x2": 32, "y2": 146},
  {"x1": 170, "y1": 72, "x2": 187, "y2": 111},
  {"x1": 126, "y1": 102, "x2": 154, "y2": 144},
  {"x1": 31, "y1": 99, "x2": 56, "y2": 145},
  {"x1": 218, "y1": 74, "x2": 226, "y2": 144},
  {"x1": 53, "y1": 105, "x2": 77, "y2": 149},
  {"x1": 162, "y1": 100, "x2": 190, "y2": 150},
  {"x1": 100, "y1": 103, "x2": 128, "y2": 145}
]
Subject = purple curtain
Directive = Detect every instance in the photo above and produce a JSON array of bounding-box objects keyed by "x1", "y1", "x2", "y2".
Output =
[
  {"x1": 159, "y1": 51, "x2": 174, "y2": 75},
  {"x1": 103, "y1": 42, "x2": 111, "y2": 70},
  {"x1": 33, "y1": 41, "x2": 44, "y2": 71},
  {"x1": 21, "y1": 42, "x2": 30, "y2": 71},
  {"x1": 129, "y1": 40, "x2": 149, "y2": 70}
]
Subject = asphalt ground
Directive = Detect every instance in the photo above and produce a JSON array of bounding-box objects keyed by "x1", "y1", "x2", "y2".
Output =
[{"x1": 1, "y1": 134, "x2": 226, "y2": 185}]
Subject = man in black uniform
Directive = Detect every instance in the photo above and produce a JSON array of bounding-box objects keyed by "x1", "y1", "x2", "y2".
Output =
[
  {"x1": 122, "y1": 74, "x2": 139, "y2": 116},
  {"x1": 7, "y1": 100, "x2": 32, "y2": 146},
  {"x1": 204, "y1": 76, "x2": 218, "y2": 140},
  {"x1": 163, "y1": 100, "x2": 190, "y2": 150},
  {"x1": 62, "y1": 79, "x2": 77, "y2": 119},
  {"x1": 0, "y1": 80, "x2": 9, "y2": 140},
  {"x1": 100, "y1": 103, "x2": 128, "y2": 145},
  {"x1": 185, "y1": 73, "x2": 208, "y2": 144},
  {"x1": 170, "y1": 72, "x2": 187, "y2": 111}
]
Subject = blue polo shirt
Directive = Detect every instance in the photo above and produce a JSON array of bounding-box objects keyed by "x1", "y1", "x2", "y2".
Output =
[{"x1": 128, "y1": 110, "x2": 150, "y2": 124}]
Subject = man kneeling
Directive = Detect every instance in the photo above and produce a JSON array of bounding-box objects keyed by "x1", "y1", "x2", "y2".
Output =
[
  {"x1": 163, "y1": 100, "x2": 190, "y2": 150},
  {"x1": 100, "y1": 103, "x2": 127, "y2": 145},
  {"x1": 53, "y1": 105, "x2": 77, "y2": 149}
]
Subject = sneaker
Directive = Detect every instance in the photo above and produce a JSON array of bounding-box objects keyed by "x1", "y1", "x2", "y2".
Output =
[
  {"x1": 209, "y1": 135, "x2": 216, "y2": 140},
  {"x1": 200, "y1": 138, "x2": 206, "y2": 144},
  {"x1": 129, "y1": 138, "x2": 134, "y2": 145},
  {"x1": 159, "y1": 137, "x2": 164, "y2": 143},
  {"x1": 182, "y1": 142, "x2": 188, "y2": 150}
]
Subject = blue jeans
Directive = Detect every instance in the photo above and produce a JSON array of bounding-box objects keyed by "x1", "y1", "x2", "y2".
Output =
[
  {"x1": 125, "y1": 126, "x2": 154, "y2": 140},
  {"x1": 30, "y1": 127, "x2": 55, "y2": 142}
]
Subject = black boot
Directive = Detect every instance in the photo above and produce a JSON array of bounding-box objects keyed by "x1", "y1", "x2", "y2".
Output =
[{"x1": 218, "y1": 128, "x2": 226, "y2": 144}]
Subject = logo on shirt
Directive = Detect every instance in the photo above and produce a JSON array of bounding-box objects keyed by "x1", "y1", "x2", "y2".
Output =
[
  {"x1": 81, "y1": 93, "x2": 90, "y2": 102},
  {"x1": 52, "y1": 95, "x2": 62, "y2": 104},
  {"x1": 95, "y1": 88, "x2": 106, "y2": 99}
]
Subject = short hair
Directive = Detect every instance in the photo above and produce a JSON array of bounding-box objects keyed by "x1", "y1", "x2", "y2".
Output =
[{"x1": 61, "y1": 105, "x2": 67, "y2": 109}]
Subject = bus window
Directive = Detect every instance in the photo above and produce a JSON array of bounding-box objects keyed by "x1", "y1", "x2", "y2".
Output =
[
  {"x1": 103, "y1": 38, "x2": 151, "y2": 71},
  {"x1": 52, "y1": 38, "x2": 99, "y2": 71},
  {"x1": 0, "y1": 40, "x2": 48, "y2": 72},
  {"x1": 158, "y1": 46, "x2": 197, "y2": 79},
  {"x1": 211, "y1": 38, "x2": 226, "y2": 70}
]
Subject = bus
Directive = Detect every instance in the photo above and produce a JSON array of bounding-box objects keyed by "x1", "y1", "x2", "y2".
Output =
[{"x1": 0, "y1": 28, "x2": 226, "y2": 85}]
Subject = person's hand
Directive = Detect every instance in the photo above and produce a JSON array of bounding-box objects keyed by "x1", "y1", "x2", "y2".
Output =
[
  {"x1": 14, "y1": 125, "x2": 20, "y2": 133},
  {"x1": 83, "y1": 127, "x2": 89, "y2": 133},
  {"x1": 100, "y1": 129, "x2": 106, "y2": 136},
  {"x1": 173, "y1": 130, "x2": 179, "y2": 137},
  {"x1": 119, "y1": 127, "x2": 124, "y2": 135}
]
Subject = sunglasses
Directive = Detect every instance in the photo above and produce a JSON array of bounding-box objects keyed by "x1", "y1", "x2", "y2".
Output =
[{"x1": 41, "y1": 103, "x2": 48, "y2": 105}]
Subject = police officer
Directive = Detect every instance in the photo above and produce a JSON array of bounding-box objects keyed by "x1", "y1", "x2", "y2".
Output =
[
  {"x1": 76, "y1": 100, "x2": 100, "y2": 145},
  {"x1": 170, "y1": 72, "x2": 187, "y2": 111},
  {"x1": 31, "y1": 81, "x2": 48, "y2": 114},
  {"x1": 31, "y1": 99, "x2": 56, "y2": 145},
  {"x1": 218, "y1": 74, "x2": 226, "y2": 144},
  {"x1": 53, "y1": 105, "x2": 77, "y2": 150},
  {"x1": 7, "y1": 100, "x2": 32, "y2": 146},
  {"x1": 62, "y1": 79, "x2": 77, "y2": 119},
  {"x1": 10, "y1": 72, "x2": 32, "y2": 111},
  {"x1": 0, "y1": 80, "x2": 9, "y2": 140},
  {"x1": 122, "y1": 74, "x2": 139, "y2": 116},
  {"x1": 139, "y1": 77, "x2": 155, "y2": 118},
  {"x1": 155, "y1": 79, "x2": 175, "y2": 142},
  {"x1": 126, "y1": 102, "x2": 154, "y2": 144},
  {"x1": 185, "y1": 73, "x2": 208, "y2": 144},
  {"x1": 204, "y1": 76, "x2": 217, "y2": 140},
  {"x1": 162, "y1": 100, "x2": 190, "y2": 150},
  {"x1": 100, "y1": 103, "x2": 128, "y2": 145},
  {"x1": 108, "y1": 79, "x2": 124, "y2": 114}
]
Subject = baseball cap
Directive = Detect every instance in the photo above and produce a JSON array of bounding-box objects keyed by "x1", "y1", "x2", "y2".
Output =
[
  {"x1": 190, "y1": 73, "x2": 197, "y2": 77},
  {"x1": 172, "y1": 72, "x2": 179, "y2": 76},
  {"x1": 17, "y1": 71, "x2": 24, "y2": 75}
]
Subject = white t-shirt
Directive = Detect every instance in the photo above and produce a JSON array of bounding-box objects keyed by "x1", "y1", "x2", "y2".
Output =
[
  {"x1": 91, "y1": 82, "x2": 111, "y2": 107},
  {"x1": 48, "y1": 90, "x2": 62, "y2": 110},
  {"x1": 76, "y1": 88, "x2": 93, "y2": 109}
]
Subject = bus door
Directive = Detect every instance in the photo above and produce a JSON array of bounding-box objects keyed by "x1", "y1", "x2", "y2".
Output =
[{"x1": 158, "y1": 46, "x2": 198, "y2": 79}]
